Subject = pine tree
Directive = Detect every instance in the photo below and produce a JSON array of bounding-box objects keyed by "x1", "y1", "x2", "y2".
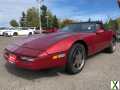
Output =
[
  {"x1": 41, "y1": 5, "x2": 47, "y2": 29},
  {"x1": 53, "y1": 15, "x2": 59, "y2": 28},
  {"x1": 20, "y1": 12, "x2": 26, "y2": 27}
]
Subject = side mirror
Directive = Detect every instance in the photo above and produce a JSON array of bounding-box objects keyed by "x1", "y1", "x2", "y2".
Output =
[{"x1": 96, "y1": 29, "x2": 104, "y2": 34}]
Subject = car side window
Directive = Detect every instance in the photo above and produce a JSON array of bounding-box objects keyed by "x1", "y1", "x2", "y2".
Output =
[
  {"x1": 96, "y1": 23, "x2": 105, "y2": 31},
  {"x1": 88, "y1": 24, "x2": 96, "y2": 31},
  {"x1": 96, "y1": 24, "x2": 101, "y2": 30},
  {"x1": 84, "y1": 24, "x2": 96, "y2": 32}
]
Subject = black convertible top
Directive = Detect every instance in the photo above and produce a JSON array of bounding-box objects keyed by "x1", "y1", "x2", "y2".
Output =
[{"x1": 71, "y1": 21, "x2": 103, "y2": 25}]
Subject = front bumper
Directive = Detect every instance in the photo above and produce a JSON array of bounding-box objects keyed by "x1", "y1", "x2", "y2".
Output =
[{"x1": 4, "y1": 50, "x2": 66, "y2": 70}]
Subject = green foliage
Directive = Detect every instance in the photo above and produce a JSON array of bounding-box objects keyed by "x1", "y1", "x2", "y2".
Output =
[
  {"x1": 53, "y1": 15, "x2": 59, "y2": 28},
  {"x1": 10, "y1": 20, "x2": 19, "y2": 27},
  {"x1": 104, "y1": 18, "x2": 119, "y2": 31},
  {"x1": 26, "y1": 7, "x2": 39, "y2": 27},
  {"x1": 116, "y1": 18, "x2": 120, "y2": 31},
  {"x1": 46, "y1": 10, "x2": 54, "y2": 29},
  {"x1": 9, "y1": 5, "x2": 75, "y2": 30},
  {"x1": 41, "y1": 5, "x2": 47, "y2": 29},
  {"x1": 60, "y1": 19, "x2": 75, "y2": 28},
  {"x1": 20, "y1": 12, "x2": 27, "y2": 27},
  {"x1": 10, "y1": 4, "x2": 120, "y2": 32}
]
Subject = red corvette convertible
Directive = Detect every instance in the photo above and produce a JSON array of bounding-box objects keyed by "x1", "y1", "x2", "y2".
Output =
[{"x1": 4, "y1": 21, "x2": 116, "y2": 74}]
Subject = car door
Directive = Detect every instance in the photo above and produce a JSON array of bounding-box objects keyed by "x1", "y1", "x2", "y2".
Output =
[
  {"x1": 94, "y1": 23, "x2": 112, "y2": 52},
  {"x1": 86, "y1": 23, "x2": 108, "y2": 55},
  {"x1": 100, "y1": 29, "x2": 113, "y2": 48},
  {"x1": 18, "y1": 28, "x2": 28, "y2": 35},
  {"x1": 83, "y1": 23, "x2": 104, "y2": 55}
]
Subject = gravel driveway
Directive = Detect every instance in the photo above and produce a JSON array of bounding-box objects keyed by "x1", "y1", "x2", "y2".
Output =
[{"x1": 0, "y1": 36, "x2": 120, "y2": 90}]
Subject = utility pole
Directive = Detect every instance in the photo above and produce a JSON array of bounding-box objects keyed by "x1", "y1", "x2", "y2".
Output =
[
  {"x1": 36, "y1": 0, "x2": 44, "y2": 33},
  {"x1": 117, "y1": 0, "x2": 120, "y2": 8}
]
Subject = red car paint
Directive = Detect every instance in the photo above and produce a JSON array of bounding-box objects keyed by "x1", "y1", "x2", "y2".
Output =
[
  {"x1": 43, "y1": 28, "x2": 58, "y2": 33},
  {"x1": 4, "y1": 22, "x2": 116, "y2": 70}
]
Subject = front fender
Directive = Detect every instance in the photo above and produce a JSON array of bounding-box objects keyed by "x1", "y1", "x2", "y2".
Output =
[{"x1": 46, "y1": 36, "x2": 80, "y2": 54}]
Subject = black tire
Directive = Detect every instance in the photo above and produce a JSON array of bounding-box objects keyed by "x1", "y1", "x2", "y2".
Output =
[
  {"x1": 3, "y1": 32, "x2": 8, "y2": 37},
  {"x1": 13, "y1": 32, "x2": 18, "y2": 36},
  {"x1": 66, "y1": 43, "x2": 86, "y2": 74},
  {"x1": 106, "y1": 37, "x2": 116, "y2": 53},
  {"x1": 4, "y1": 33, "x2": 8, "y2": 37},
  {"x1": 28, "y1": 32, "x2": 32, "y2": 36}
]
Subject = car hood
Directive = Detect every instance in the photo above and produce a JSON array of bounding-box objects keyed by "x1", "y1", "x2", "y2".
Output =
[
  {"x1": 0, "y1": 30, "x2": 9, "y2": 32},
  {"x1": 13, "y1": 32, "x2": 74, "y2": 51}
]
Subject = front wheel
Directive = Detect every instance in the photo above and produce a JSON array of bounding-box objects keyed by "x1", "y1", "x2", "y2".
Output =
[
  {"x1": 66, "y1": 43, "x2": 86, "y2": 74},
  {"x1": 28, "y1": 32, "x2": 32, "y2": 36}
]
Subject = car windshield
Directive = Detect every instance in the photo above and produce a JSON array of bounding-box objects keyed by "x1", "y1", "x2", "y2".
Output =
[
  {"x1": 61, "y1": 23, "x2": 98, "y2": 33},
  {"x1": 9, "y1": 28, "x2": 16, "y2": 30},
  {"x1": 0, "y1": 27, "x2": 8, "y2": 30}
]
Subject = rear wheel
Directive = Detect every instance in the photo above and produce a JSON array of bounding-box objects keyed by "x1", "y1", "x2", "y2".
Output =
[
  {"x1": 28, "y1": 32, "x2": 32, "y2": 36},
  {"x1": 66, "y1": 43, "x2": 86, "y2": 74},
  {"x1": 13, "y1": 32, "x2": 18, "y2": 36},
  {"x1": 3, "y1": 32, "x2": 8, "y2": 37},
  {"x1": 106, "y1": 37, "x2": 116, "y2": 53}
]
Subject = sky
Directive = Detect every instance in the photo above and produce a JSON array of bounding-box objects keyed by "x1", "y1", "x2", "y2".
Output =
[{"x1": 0, "y1": 0, "x2": 120, "y2": 26}]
